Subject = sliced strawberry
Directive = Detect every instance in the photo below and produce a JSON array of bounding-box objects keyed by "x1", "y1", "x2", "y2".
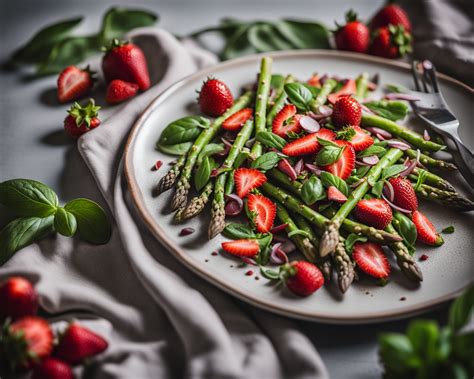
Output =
[
  {"x1": 222, "y1": 108, "x2": 253, "y2": 131},
  {"x1": 57, "y1": 66, "x2": 94, "y2": 103},
  {"x1": 389, "y1": 177, "x2": 418, "y2": 212},
  {"x1": 348, "y1": 126, "x2": 374, "y2": 152},
  {"x1": 327, "y1": 79, "x2": 357, "y2": 104},
  {"x1": 412, "y1": 210, "x2": 444, "y2": 246},
  {"x1": 322, "y1": 140, "x2": 355, "y2": 180},
  {"x1": 316, "y1": 128, "x2": 336, "y2": 142},
  {"x1": 247, "y1": 194, "x2": 276, "y2": 233},
  {"x1": 327, "y1": 186, "x2": 347, "y2": 203},
  {"x1": 234, "y1": 168, "x2": 267, "y2": 198},
  {"x1": 355, "y1": 198, "x2": 393, "y2": 229},
  {"x1": 272, "y1": 104, "x2": 302, "y2": 138},
  {"x1": 222, "y1": 239, "x2": 260, "y2": 257},
  {"x1": 352, "y1": 242, "x2": 391, "y2": 278},
  {"x1": 307, "y1": 74, "x2": 321, "y2": 87},
  {"x1": 282, "y1": 134, "x2": 318, "y2": 156}
]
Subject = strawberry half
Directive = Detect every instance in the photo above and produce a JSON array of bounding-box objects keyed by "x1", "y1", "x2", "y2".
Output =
[
  {"x1": 281, "y1": 128, "x2": 335, "y2": 157},
  {"x1": 0, "y1": 276, "x2": 38, "y2": 321},
  {"x1": 222, "y1": 108, "x2": 253, "y2": 131},
  {"x1": 352, "y1": 242, "x2": 391, "y2": 278},
  {"x1": 355, "y1": 198, "x2": 393, "y2": 229},
  {"x1": 57, "y1": 66, "x2": 94, "y2": 103},
  {"x1": 327, "y1": 186, "x2": 347, "y2": 203},
  {"x1": 281, "y1": 261, "x2": 324, "y2": 297},
  {"x1": 221, "y1": 239, "x2": 260, "y2": 257},
  {"x1": 388, "y1": 177, "x2": 418, "y2": 212},
  {"x1": 234, "y1": 168, "x2": 267, "y2": 198},
  {"x1": 327, "y1": 79, "x2": 357, "y2": 104},
  {"x1": 198, "y1": 78, "x2": 234, "y2": 117},
  {"x1": 331, "y1": 96, "x2": 362, "y2": 127},
  {"x1": 412, "y1": 210, "x2": 444, "y2": 246},
  {"x1": 322, "y1": 140, "x2": 355, "y2": 180},
  {"x1": 348, "y1": 125, "x2": 374, "y2": 152},
  {"x1": 54, "y1": 323, "x2": 108, "y2": 365},
  {"x1": 32, "y1": 357, "x2": 73, "y2": 379},
  {"x1": 105, "y1": 79, "x2": 139, "y2": 104},
  {"x1": 247, "y1": 194, "x2": 276, "y2": 233},
  {"x1": 272, "y1": 104, "x2": 302, "y2": 138}
]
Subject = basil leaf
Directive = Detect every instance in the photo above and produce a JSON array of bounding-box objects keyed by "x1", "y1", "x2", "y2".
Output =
[
  {"x1": 449, "y1": 285, "x2": 474, "y2": 332},
  {"x1": 382, "y1": 164, "x2": 407, "y2": 180},
  {"x1": 250, "y1": 152, "x2": 281, "y2": 171},
  {"x1": 372, "y1": 180, "x2": 385, "y2": 197},
  {"x1": 247, "y1": 23, "x2": 294, "y2": 52},
  {"x1": 303, "y1": 84, "x2": 321, "y2": 98},
  {"x1": 99, "y1": 7, "x2": 158, "y2": 42},
  {"x1": 256, "y1": 234, "x2": 273, "y2": 265},
  {"x1": 315, "y1": 145, "x2": 343, "y2": 166},
  {"x1": 270, "y1": 74, "x2": 285, "y2": 90},
  {"x1": 406, "y1": 320, "x2": 440, "y2": 361},
  {"x1": 335, "y1": 126, "x2": 356, "y2": 141},
  {"x1": 256, "y1": 131, "x2": 286, "y2": 150},
  {"x1": 54, "y1": 208, "x2": 77, "y2": 237},
  {"x1": 317, "y1": 137, "x2": 339, "y2": 148},
  {"x1": 301, "y1": 176, "x2": 325, "y2": 205},
  {"x1": 357, "y1": 145, "x2": 387, "y2": 158},
  {"x1": 378, "y1": 333, "x2": 416, "y2": 372},
  {"x1": 0, "y1": 179, "x2": 58, "y2": 217},
  {"x1": 392, "y1": 211, "x2": 417, "y2": 247},
  {"x1": 260, "y1": 266, "x2": 280, "y2": 280},
  {"x1": 234, "y1": 150, "x2": 250, "y2": 169},
  {"x1": 284, "y1": 83, "x2": 313, "y2": 111},
  {"x1": 0, "y1": 216, "x2": 54, "y2": 265},
  {"x1": 275, "y1": 20, "x2": 330, "y2": 49},
  {"x1": 194, "y1": 156, "x2": 212, "y2": 191},
  {"x1": 221, "y1": 24, "x2": 258, "y2": 60},
  {"x1": 223, "y1": 223, "x2": 256, "y2": 240},
  {"x1": 10, "y1": 17, "x2": 83, "y2": 64},
  {"x1": 288, "y1": 229, "x2": 310, "y2": 238},
  {"x1": 441, "y1": 226, "x2": 455, "y2": 234},
  {"x1": 156, "y1": 142, "x2": 193, "y2": 156},
  {"x1": 64, "y1": 199, "x2": 111, "y2": 244},
  {"x1": 158, "y1": 116, "x2": 209, "y2": 146},
  {"x1": 320, "y1": 172, "x2": 349, "y2": 196},
  {"x1": 364, "y1": 100, "x2": 409, "y2": 121},
  {"x1": 414, "y1": 169, "x2": 428, "y2": 191},
  {"x1": 344, "y1": 233, "x2": 368, "y2": 253},
  {"x1": 197, "y1": 143, "x2": 224, "y2": 165}
]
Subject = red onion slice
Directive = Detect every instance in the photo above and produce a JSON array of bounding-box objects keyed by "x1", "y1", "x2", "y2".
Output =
[
  {"x1": 383, "y1": 181, "x2": 395, "y2": 202},
  {"x1": 365, "y1": 127, "x2": 392, "y2": 139},
  {"x1": 299, "y1": 116, "x2": 320, "y2": 133},
  {"x1": 245, "y1": 137, "x2": 256, "y2": 148},
  {"x1": 375, "y1": 133, "x2": 387, "y2": 141},
  {"x1": 221, "y1": 137, "x2": 233, "y2": 149},
  {"x1": 278, "y1": 158, "x2": 298, "y2": 181},
  {"x1": 304, "y1": 163, "x2": 322, "y2": 175},
  {"x1": 360, "y1": 104, "x2": 376, "y2": 114},
  {"x1": 270, "y1": 223, "x2": 289, "y2": 234},
  {"x1": 307, "y1": 111, "x2": 328, "y2": 121},
  {"x1": 222, "y1": 131, "x2": 237, "y2": 142},
  {"x1": 241, "y1": 257, "x2": 258, "y2": 266},
  {"x1": 399, "y1": 159, "x2": 417, "y2": 177},
  {"x1": 382, "y1": 193, "x2": 412, "y2": 214},
  {"x1": 225, "y1": 194, "x2": 243, "y2": 216},
  {"x1": 362, "y1": 155, "x2": 379, "y2": 165},
  {"x1": 423, "y1": 129, "x2": 431, "y2": 141},
  {"x1": 356, "y1": 160, "x2": 371, "y2": 167},
  {"x1": 270, "y1": 243, "x2": 289, "y2": 265},
  {"x1": 384, "y1": 93, "x2": 421, "y2": 101},
  {"x1": 386, "y1": 139, "x2": 411, "y2": 151},
  {"x1": 294, "y1": 159, "x2": 304, "y2": 176},
  {"x1": 280, "y1": 240, "x2": 297, "y2": 254},
  {"x1": 318, "y1": 105, "x2": 333, "y2": 117}
]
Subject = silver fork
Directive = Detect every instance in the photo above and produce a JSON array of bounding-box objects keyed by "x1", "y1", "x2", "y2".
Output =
[{"x1": 409, "y1": 60, "x2": 474, "y2": 187}]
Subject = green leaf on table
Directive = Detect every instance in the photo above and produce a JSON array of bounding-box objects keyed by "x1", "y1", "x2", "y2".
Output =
[
  {"x1": 378, "y1": 333, "x2": 419, "y2": 373},
  {"x1": 357, "y1": 145, "x2": 387, "y2": 158},
  {"x1": 382, "y1": 164, "x2": 407, "y2": 180},
  {"x1": 158, "y1": 116, "x2": 209, "y2": 146},
  {"x1": 344, "y1": 233, "x2": 368, "y2": 253},
  {"x1": 156, "y1": 142, "x2": 193, "y2": 156},
  {"x1": 64, "y1": 198, "x2": 111, "y2": 244},
  {"x1": 371, "y1": 180, "x2": 385, "y2": 197},
  {"x1": 247, "y1": 23, "x2": 294, "y2": 52},
  {"x1": 274, "y1": 20, "x2": 330, "y2": 49},
  {"x1": 54, "y1": 207, "x2": 77, "y2": 237},
  {"x1": 441, "y1": 226, "x2": 455, "y2": 234},
  {"x1": 392, "y1": 211, "x2": 417, "y2": 247},
  {"x1": 250, "y1": 152, "x2": 281, "y2": 171},
  {"x1": 364, "y1": 100, "x2": 409, "y2": 121},
  {"x1": 0, "y1": 179, "x2": 58, "y2": 217},
  {"x1": 0, "y1": 216, "x2": 54, "y2": 266},
  {"x1": 448, "y1": 285, "x2": 474, "y2": 332},
  {"x1": 300, "y1": 176, "x2": 325, "y2": 205},
  {"x1": 452, "y1": 331, "x2": 474, "y2": 363},
  {"x1": 315, "y1": 145, "x2": 344, "y2": 166},
  {"x1": 194, "y1": 156, "x2": 214, "y2": 191},
  {"x1": 10, "y1": 17, "x2": 83, "y2": 64},
  {"x1": 320, "y1": 172, "x2": 349, "y2": 196},
  {"x1": 406, "y1": 320, "x2": 440, "y2": 363},
  {"x1": 284, "y1": 83, "x2": 313, "y2": 112},
  {"x1": 256, "y1": 131, "x2": 287, "y2": 150},
  {"x1": 221, "y1": 24, "x2": 258, "y2": 60},
  {"x1": 99, "y1": 7, "x2": 158, "y2": 42},
  {"x1": 223, "y1": 223, "x2": 256, "y2": 240}
]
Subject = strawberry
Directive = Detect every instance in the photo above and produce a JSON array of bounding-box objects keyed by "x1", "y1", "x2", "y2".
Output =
[
  {"x1": 389, "y1": 177, "x2": 418, "y2": 212},
  {"x1": 352, "y1": 242, "x2": 390, "y2": 278},
  {"x1": 222, "y1": 108, "x2": 253, "y2": 131},
  {"x1": 54, "y1": 323, "x2": 108, "y2": 365},
  {"x1": 355, "y1": 198, "x2": 393, "y2": 229},
  {"x1": 247, "y1": 194, "x2": 276, "y2": 233},
  {"x1": 198, "y1": 78, "x2": 234, "y2": 117},
  {"x1": 281, "y1": 261, "x2": 324, "y2": 297},
  {"x1": 105, "y1": 79, "x2": 139, "y2": 104},
  {"x1": 57, "y1": 66, "x2": 94, "y2": 103},
  {"x1": 221, "y1": 239, "x2": 260, "y2": 257},
  {"x1": 348, "y1": 125, "x2": 374, "y2": 152},
  {"x1": 307, "y1": 74, "x2": 321, "y2": 87},
  {"x1": 370, "y1": 4, "x2": 411, "y2": 32},
  {"x1": 2, "y1": 316, "x2": 53, "y2": 368},
  {"x1": 335, "y1": 10, "x2": 370, "y2": 53},
  {"x1": 102, "y1": 39, "x2": 150, "y2": 90},
  {"x1": 327, "y1": 186, "x2": 347, "y2": 203},
  {"x1": 272, "y1": 104, "x2": 302, "y2": 138},
  {"x1": 331, "y1": 96, "x2": 361, "y2": 127},
  {"x1": 63, "y1": 100, "x2": 101, "y2": 139},
  {"x1": 316, "y1": 128, "x2": 336, "y2": 142},
  {"x1": 234, "y1": 168, "x2": 267, "y2": 198},
  {"x1": 281, "y1": 127, "x2": 336, "y2": 157},
  {"x1": 369, "y1": 25, "x2": 412, "y2": 59},
  {"x1": 322, "y1": 140, "x2": 355, "y2": 180},
  {"x1": 412, "y1": 210, "x2": 444, "y2": 246},
  {"x1": 0, "y1": 276, "x2": 38, "y2": 321},
  {"x1": 327, "y1": 79, "x2": 357, "y2": 104},
  {"x1": 32, "y1": 358, "x2": 73, "y2": 379}
]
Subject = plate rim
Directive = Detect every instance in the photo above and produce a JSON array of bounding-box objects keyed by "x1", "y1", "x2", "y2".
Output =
[{"x1": 124, "y1": 49, "x2": 473, "y2": 324}]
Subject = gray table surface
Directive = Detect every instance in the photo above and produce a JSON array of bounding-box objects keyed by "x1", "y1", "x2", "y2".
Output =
[{"x1": 0, "y1": 1, "x2": 455, "y2": 378}]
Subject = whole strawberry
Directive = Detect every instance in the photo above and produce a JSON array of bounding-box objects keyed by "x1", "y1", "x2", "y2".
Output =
[
  {"x1": 32, "y1": 357, "x2": 73, "y2": 379},
  {"x1": 335, "y1": 10, "x2": 370, "y2": 53},
  {"x1": 63, "y1": 100, "x2": 101, "y2": 139},
  {"x1": 370, "y1": 25, "x2": 412, "y2": 59},
  {"x1": 198, "y1": 78, "x2": 234, "y2": 117},
  {"x1": 331, "y1": 96, "x2": 362, "y2": 127},
  {"x1": 57, "y1": 66, "x2": 95, "y2": 104},
  {"x1": 106, "y1": 79, "x2": 139, "y2": 104},
  {"x1": 1, "y1": 316, "x2": 53, "y2": 369},
  {"x1": 0, "y1": 276, "x2": 38, "y2": 321},
  {"x1": 281, "y1": 261, "x2": 325, "y2": 297},
  {"x1": 388, "y1": 176, "x2": 418, "y2": 212},
  {"x1": 54, "y1": 323, "x2": 108, "y2": 365},
  {"x1": 102, "y1": 39, "x2": 150, "y2": 90},
  {"x1": 370, "y1": 4, "x2": 411, "y2": 32}
]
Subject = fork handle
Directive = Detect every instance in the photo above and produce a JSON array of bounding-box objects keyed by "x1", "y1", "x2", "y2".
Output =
[{"x1": 451, "y1": 136, "x2": 474, "y2": 188}]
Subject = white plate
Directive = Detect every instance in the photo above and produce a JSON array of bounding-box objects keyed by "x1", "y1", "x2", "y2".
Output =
[{"x1": 124, "y1": 50, "x2": 474, "y2": 324}]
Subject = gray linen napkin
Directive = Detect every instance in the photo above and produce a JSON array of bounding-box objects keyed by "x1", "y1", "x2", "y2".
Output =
[{"x1": 1, "y1": 28, "x2": 328, "y2": 379}]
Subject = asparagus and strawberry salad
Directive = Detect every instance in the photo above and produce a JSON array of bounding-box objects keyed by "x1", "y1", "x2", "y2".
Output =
[{"x1": 154, "y1": 56, "x2": 473, "y2": 297}]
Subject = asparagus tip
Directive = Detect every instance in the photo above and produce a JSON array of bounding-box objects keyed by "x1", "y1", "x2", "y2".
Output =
[{"x1": 320, "y1": 222, "x2": 340, "y2": 257}]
